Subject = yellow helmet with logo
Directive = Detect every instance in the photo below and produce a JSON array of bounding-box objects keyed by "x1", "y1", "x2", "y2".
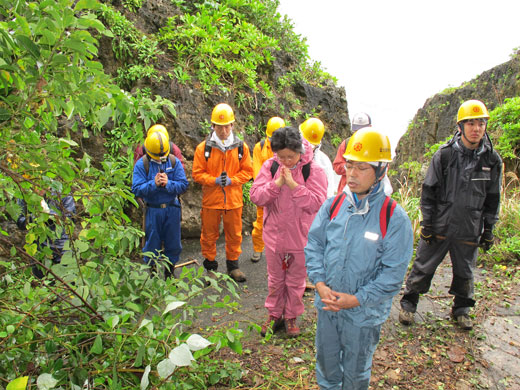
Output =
[
  {"x1": 147, "y1": 124, "x2": 169, "y2": 140},
  {"x1": 266, "y1": 117, "x2": 285, "y2": 138},
  {"x1": 144, "y1": 131, "x2": 170, "y2": 160},
  {"x1": 457, "y1": 100, "x2": 490, "y2": 123},
  {"x1": 343, "y1": 127, "x2": 392, "y2": 162},
  {"x1": 211, "y1": 103, "x2": 235, "y2": 125},
  {"x1": 300, "y1": 118, "x2": 325, "y2": 146}
]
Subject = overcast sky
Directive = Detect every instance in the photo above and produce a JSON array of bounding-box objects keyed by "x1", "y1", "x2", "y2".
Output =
[{"x1": 277, "y1": 0, "x2": 520, "y2": 149}]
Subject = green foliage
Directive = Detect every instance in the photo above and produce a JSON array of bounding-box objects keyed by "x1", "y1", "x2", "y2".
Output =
[
  {"x1": 157, "y1": 0, "x2": 334, "y2": 95},
  {"x1": 485, "y1": 183, "x2": 520, "y2": 262},
  {"x1": 331, "y1": 134, "x2": 342, "y2": 148},
  {"x1": 0, "y1": 1, "x2": 240, "y2": 388},
  {"x1": 487, "y1": 97, "x2": 520, "y2": 171},
  {"x1": 158, "y1": 3, "x2": 278, "y2": 94},
  {"x1": 243, "y1": 180, "x2": 253, "y2": 206},
  {"x1": 99, "y1": 4, "x2": 163, "y2": 87},
  {"x1": 424, "y1": 135, "x2": 453, "y2": 159},
  {"x1": 121, "y1": 0, "x2": 143, "y2": 13}
]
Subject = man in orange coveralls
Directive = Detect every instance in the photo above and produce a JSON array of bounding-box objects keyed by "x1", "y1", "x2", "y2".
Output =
[
  {"x1": 192, "y1": 103, "x2": 253, "y2": 282},
  {"x1": 250, "y1": 116, "x2": 285, "y2": 263}
]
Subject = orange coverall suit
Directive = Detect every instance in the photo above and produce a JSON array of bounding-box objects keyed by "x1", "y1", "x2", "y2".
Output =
[
  {"x1": 192, "y1": 136, "x2": 253, "y2": 266},
  {"x1": 251, "y1": 138, "x2": 274, "y2": 253}
]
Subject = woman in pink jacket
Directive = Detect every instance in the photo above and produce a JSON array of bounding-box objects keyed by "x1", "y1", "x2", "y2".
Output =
[{"x1": 250, "y1": 126, "x2": 327, "y2": 337}]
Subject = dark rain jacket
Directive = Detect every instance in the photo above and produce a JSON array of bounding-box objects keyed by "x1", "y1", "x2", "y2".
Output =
[{"x1": 421, "y1": 133, "x2": 502, "y2": 241}]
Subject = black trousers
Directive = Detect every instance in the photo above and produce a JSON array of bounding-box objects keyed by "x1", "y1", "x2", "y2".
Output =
[{"x1": 400, "y1": 237, "x2": 478, "y2": 317}]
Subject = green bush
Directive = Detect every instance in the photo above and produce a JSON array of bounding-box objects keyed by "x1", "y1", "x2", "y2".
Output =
[
  {"x1": 488, "y1": 97, "x2": 520, "y2": 173},
  {"x1": 0, "y1": 1, "x2": 243, "y2": 388}
]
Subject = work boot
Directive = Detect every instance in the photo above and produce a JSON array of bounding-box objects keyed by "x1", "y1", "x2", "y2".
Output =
[
  {"x1": 226, "y1": 260, "x2": 246, "y2": 282},
  {"x1": 260, "y1": 315, "x2": 284, "y2": 337},
  {"x1": 164, "y1": 267, "x2": 175, "y2": 280},
  {"x1": 454, "y1": 314, "x2": 473, "y2": 331},
  {"x1": 250, "y1": 251, "x2": 262, "y2": 263},
  {"x1": 398, "y1": 309, "x2": 414, "y2": 325},
  {"x1": 285, "y1": 318, "x2": 300, "y2": 337},
  {"x1": 203, "y1": 259, "x2": 218, "y2": 285},
  {"x1": 229, "y1": 268, "x2": 246, "y2": 282},
  {"x1": 206, "y1": 270, "x2": 218, "y2": 283}
]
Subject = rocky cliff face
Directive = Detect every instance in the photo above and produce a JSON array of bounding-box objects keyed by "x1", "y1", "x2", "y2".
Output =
[
  {"x1": 394, "y1": 55, "x2": 520, "y2": 169},
  {"x1": 94, "y1": 1, "x2": 351, "y2": 238}
]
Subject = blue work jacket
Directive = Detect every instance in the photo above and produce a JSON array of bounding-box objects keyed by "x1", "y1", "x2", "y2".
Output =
[
  {"x1": 305, "y1": 185, "x2": 413, "y2": 326},
  {"x1": 132, "y1": 156, "x2": 188, "y2": 206}
]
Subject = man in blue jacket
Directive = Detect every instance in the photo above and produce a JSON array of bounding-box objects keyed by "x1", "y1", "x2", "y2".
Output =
[
  {"x1": 305, "y1": 128, "x2": 413, "y2": 390},
  {"x1": 132, "y1": 130, "x2": 189, "y2": 279}
]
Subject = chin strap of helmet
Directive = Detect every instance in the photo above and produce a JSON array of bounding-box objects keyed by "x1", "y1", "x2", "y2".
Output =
[{"x1": 359, "y1": 162, "x2": 388, "y2": 195}]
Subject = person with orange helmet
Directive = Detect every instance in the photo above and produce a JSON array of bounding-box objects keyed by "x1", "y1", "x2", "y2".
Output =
[
  {"x1": 305, "y1": 128, "x2": 413, "y2": 389},
  {"x1": 192, "y1": 103, "x2": 253, "y2": 282},
  {"x1": 250, "y1": 116, "x2": 285, "y2": 263},
  {"x1": 132, "y1": 130, "x2": 189, "y2": 279},
  {"x1": 399, "y1": 100, "x2": 502, "y2": 331}
]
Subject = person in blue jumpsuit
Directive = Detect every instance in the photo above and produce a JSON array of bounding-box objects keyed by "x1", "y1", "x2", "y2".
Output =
[
  {"x1": 132, "y1": 130, "x2": 189, "y2": 279},
  {"x1": 305, "y1": 128, "x2": 414, "y2": 390}
]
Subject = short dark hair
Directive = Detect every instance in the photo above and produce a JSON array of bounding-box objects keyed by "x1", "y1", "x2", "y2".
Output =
[{"x1": 271, "y1": 127, "x2": 303, "y2": 153}]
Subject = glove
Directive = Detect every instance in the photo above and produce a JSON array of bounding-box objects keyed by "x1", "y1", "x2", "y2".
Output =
[
  {"x1": 218, "y1": 171, "x2": 231, "y2": 187},
  {"x1": 479, "y1": 229, "x2": 494, "y2": 252},
  {"x1": 420, "y1": 225, "x2": 436, "y2": 245}
]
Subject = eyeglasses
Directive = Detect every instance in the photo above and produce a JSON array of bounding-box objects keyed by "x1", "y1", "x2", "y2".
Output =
[{"x1": 344, "y1": 162, "x2": 372, "y2": 173}]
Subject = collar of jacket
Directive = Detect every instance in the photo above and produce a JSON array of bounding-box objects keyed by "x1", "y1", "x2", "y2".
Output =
[
  {"x1": 206, "y1": 132, "x2": 242, "y2": 153},
  {"x1": 453, "y1": 133, "x2": 490, "y2": 158},
  {"x1": 343, "y1": 181, "x2": 385, "y2": 214}
]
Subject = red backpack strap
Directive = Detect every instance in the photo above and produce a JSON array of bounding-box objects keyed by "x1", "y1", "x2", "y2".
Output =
[
  {"x1": 329, "y1": 192, "x2": 346, "y2": 220},
  {"x1": 380, "y1": 196, "x2": 397, "y2": 238}
]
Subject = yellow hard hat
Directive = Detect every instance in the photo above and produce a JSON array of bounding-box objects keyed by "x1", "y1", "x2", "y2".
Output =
[
  {"x1": 343, "y1": 127, "x2": 392, "y2": 162},
  {"x1": 147, "y1": 124, "x2": 169, "y2": 140},
  {"x1": 144, "y1": 131, "x2": 170, "y2": 160},
  {"x1": 211, "y1": 103, "x2": 235, "y2": 125},
  {"x1": 266, "y1": 117, "x2": 285, "y2": 138},
  {"x1": 299, "y1": 118, "x2": 325, "y2": 146},
  {"x1": 457, "y1": 100, "x2": 490, "y2": 123}
]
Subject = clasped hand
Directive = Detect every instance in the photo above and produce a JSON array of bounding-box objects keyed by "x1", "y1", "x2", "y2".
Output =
[
  {"x1": 316, "y1": 282, "x2": 360, "y2": 312},
  {"x1": 274, "y1": 166, "x2": 298, "y2": 189},
  {"x1": 155, "y1": 172, "x2": 168, "y2": 187},
  {"x1": 216, "y1": 171, "x2": 231, "y2": 187}
]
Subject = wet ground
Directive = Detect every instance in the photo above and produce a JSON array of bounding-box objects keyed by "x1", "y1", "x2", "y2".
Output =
[{"x1": 178, "y1": 233, "x2": 520, "y2": 390}]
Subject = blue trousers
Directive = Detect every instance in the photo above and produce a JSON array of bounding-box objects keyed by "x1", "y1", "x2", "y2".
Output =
[
  {"x1": 316, "y1": 310, "x2": 381, "y2": 390},
  {"x1": 143, "y1": 205, "x2": 182, "y2": 268}
]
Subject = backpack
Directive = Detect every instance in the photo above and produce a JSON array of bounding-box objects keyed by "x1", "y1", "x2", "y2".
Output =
[
  {"x1": 269, "y1": 160, "x2": 311, "y2": 182},
  {"x1": 204, "y1": 140, "x2": 244, "y2": 161},
  {"x1": 329, "y1": 193, "x2": 396, "y2": 239}
]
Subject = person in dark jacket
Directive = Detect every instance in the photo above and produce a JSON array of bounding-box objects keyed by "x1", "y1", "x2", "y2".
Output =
[
  {"x1": 17, "y1": 192, "x2": 76, "y2": 278},
  {"x1": 399, "y1": 100, "x2": 502, "y2": 330}
]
